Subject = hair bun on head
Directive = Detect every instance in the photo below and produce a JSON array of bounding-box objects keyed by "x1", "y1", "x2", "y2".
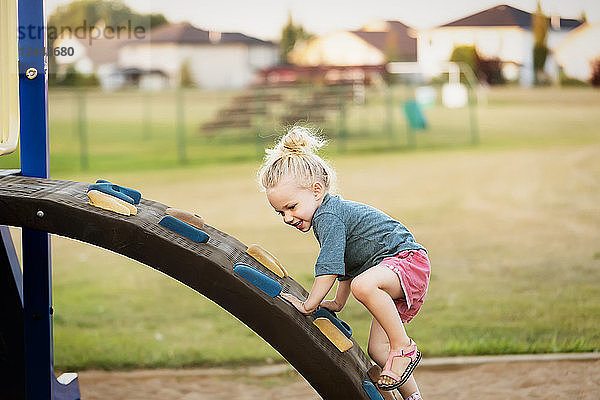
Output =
[
  {"x1": 281, "y1": 125, "x2": 324, "y2": 155},
  {"x1": 282, "y1": 144, "x2": 301, "y2": 153},
  {"x1": 258, "y1": 124, "x2": 336, "y2": 193}
]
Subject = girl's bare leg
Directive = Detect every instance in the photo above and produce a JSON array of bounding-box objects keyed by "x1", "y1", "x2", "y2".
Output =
[
  {"x1": 352, "y1": 265, "x2": 422, "y2": 398},
  {"x1": 351, "y1": 265, "x2": 410, "y2": 349},
  {"x1": 368, "y1": 318, "x2": 421, "y2": 399}
]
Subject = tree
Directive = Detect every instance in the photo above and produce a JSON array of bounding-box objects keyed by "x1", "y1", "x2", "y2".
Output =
[
  {"x1": 449, "y1": 45, "x2": 505, "y2": 85},
  {"x1": 47, "y1": 0, "x2": 168, "y2": 85},
  {"x1": 279, "y1": 12, "x2": 312, "y2": 64},
  {"x1": 450, "y1": 46, "x2": 480, "y2": 77},
  {"x1": 532, "y1": 1, "x2": 549, "y2": 84},
  {"x1": 58, "y1": 66, "x2": 99, "y2": 87},
  {"x1": 179, "y1": 59, "x2": 195, "y2": 88},
  {"x1": 149, "y1": 14, "x2": 168, "y2": 30},
  {"x1": 47, "y1": 0, "x2": 168, "y2": 34}
]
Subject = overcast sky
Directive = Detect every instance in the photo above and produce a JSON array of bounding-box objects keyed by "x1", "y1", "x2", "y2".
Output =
[{"x1": 46, "y1": 0, "x2": 600, "y2": 41}]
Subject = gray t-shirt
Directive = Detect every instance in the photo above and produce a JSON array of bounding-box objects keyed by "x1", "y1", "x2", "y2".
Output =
[{"x1": 312, "y1": 193, "x2": 425, "y2": 281}]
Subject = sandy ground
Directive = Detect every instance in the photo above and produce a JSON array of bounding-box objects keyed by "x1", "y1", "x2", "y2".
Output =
[{"x1": 76, "y1": 359, "x2": 600, "y2": 399}]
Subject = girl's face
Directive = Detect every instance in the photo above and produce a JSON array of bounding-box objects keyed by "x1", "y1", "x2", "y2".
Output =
[{"x1": 266, "y1": 178, "x2": 325, "y2": 233}]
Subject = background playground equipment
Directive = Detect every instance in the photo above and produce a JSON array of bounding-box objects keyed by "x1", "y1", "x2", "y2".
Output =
[
  {"x1": 387, "y1": 61, "x2": 480, "y2": 148},
  {"x1": 403, "y1": 100, "x2": 428, "y2": 131},
  {"x1": 0, "y1": 81, "x2": 484, "y2": 174}
]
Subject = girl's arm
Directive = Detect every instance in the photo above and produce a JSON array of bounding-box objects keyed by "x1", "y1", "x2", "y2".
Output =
[
  {"x1": 282, "y1": 275, "x2": 337, "y2": 315},
  {"x1": 320, "y1": 279, "x2": 352, "y2": 312}
]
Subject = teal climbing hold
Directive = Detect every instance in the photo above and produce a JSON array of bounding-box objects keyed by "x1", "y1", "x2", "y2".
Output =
[
  {"x1": 233, "y1": 263, "x2": 282, "y2": 298},
  {"x1": 159, "y1": 215, "x2": 209, "y2": 243},
  {"x1": 362, "y1": 380, "x2": 384, "y2": 400},
  {"x1": 93, "y1": 179, "x2": 142, "y2": 204}
]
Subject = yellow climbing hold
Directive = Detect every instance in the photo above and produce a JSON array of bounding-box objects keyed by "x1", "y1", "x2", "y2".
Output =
[
  {"x1": 246, "y1": 244, "x2": 288, "y2": 278},
  {"x1": 313, "y1": 317, "x2": 353, "y2": 352},
  {"x1": 87, "y1": 190, "x2": 137, "y2": 216},
  {"x1": 165, "y1": 208, "x2": 204, "y2": 229}
]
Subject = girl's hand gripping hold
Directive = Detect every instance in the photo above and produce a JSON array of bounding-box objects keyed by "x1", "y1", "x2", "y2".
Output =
[
  {"x1": 281, "y1": 293, "x2": 313, "y2": 315},
  {"x1": 320, "y1": 279, "x2": 351, "y2": 313},
  {"x1": 320, "y1": 299, "x2": 344, "y2": 312},
  {"x1": 283, "y1": 275, "x2": 337, "y2": 315}
]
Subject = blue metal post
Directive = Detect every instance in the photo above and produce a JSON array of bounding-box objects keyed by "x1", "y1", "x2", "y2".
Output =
[{"x1": 18, "y1": 0, "x2": 54, "y2": 399}]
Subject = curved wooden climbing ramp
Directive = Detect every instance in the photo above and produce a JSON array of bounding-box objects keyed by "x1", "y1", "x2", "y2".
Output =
[{"x1": 0, "y1": 175, "x2": 377, "y2": 400}]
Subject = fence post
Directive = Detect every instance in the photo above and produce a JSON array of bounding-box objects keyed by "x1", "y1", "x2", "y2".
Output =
[
  {"x1": 77, "y1": 89, "x2": 89, "y2": 170},
  {"x1": 337, "y1": 85, "x2": 347, "y2": 153},
  {"x1": 143, "y1": 90, "x2": 152, "y2": 139},
  {"x1": 176, "y1": 88, "x2": 187, "y2": 164},
  {"x1": 402, "y1": 84, "x2": 417, "y2": 150},
  {"x1": 385, "y1": 84, "x2": 394, "y2": 144},
  {"x1": 255, "y1": 86, "x2": 265, "y2": 159},
  {"x1": 468, "y1": 87, "x2": 479, "y2": 145}
]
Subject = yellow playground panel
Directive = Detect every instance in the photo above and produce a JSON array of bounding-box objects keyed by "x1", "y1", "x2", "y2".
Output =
[{"x1": 0, "y1": 0, "x2": 20, "y2": 156}]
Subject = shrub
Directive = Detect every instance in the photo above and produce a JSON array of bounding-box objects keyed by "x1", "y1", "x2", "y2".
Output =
[
  {"x1": 450, "y1": 46, "x2": 479, "y2": 77},
  {"x1": 450, "y1": 46, "x2": 505, "y2": 85},
  {"x1": 558, "y1": 67, "x2": 589, "y2": 87},
  {"x1": 479, "y1": 58, "x2": 505, "y2": 85},
  {"x1": 533, "y1": 44, "x2": 550, "y2": 84},
  {"x1": 591, "y1": 58, "x2": 600, "y2": 87},
  {"x1": 53, "y1": 66, "x2": 99, "y2": 87}
]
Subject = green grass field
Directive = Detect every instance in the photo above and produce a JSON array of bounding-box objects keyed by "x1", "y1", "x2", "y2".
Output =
[
  {"x1": 1, "y1": 85, "x2": 598, "y2": 175},
  {"x1": 4, "y1": 86, "x2": 600, "y2": 370}
]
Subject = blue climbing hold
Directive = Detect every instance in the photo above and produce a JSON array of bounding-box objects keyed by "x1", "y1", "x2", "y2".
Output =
[
  {"x1": 88, "y1": 182, "x2": 141, "y2": 205},
  {"x1": 313, "y1": 307, "x2": 353, "y2": 338},
  {"x1": 159, "y1": 215, "x2": 209, "y2": 243},
  {"x1": 233, "y1": 263, "x2": 282, "y2": 298},
  {"x1": 92, "y1": 180, "x2": 142, "y2": 204},
  {"x1": 362, "y1": 380, "x2": 384, "y2": 400}
]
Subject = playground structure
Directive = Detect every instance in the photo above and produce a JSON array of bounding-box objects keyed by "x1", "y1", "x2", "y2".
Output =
[
  {"x1": 0, "y1": 1, "x2": 384, "y2": 399},
  {"x1": 386, "y1": 61, "x2": 481, "y2": 147},
  {"x1": 0, "y1": 176, "x2": 381, "y2": 399},
  {"x1": 199, "y1": 84, "x2": 354, "y2": 135}
]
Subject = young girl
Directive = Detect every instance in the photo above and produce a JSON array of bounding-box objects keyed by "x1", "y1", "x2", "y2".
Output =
[{"x1": 258, "y1": 126, "x2": 430, "y2": 400}]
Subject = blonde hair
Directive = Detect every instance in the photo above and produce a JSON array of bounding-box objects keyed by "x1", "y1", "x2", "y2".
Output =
[{"x1": 258, "y1": 126, "x2": 336, "y2": 193}]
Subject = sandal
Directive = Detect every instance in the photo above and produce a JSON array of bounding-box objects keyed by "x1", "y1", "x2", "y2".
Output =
[{"x1": 377, "y1": 339, "x2": 421, "y2": 391}]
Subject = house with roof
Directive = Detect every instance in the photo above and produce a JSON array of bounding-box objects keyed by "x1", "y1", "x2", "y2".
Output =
[
  {"x1": 416, "y1": 4, "x2": 583, "y2": 85},
  {"x1": 553, "y1": 23, "x2": 600, "y2": 82},
  {"x1": 52, "y1": 24, "x2": 142, "y2": 90},
  {"x1": 117, "y1": 22, "x2": 279, "y2": 89},
  {"x1": 289, "y1": 20, "x2": 417, "y2": 66}
]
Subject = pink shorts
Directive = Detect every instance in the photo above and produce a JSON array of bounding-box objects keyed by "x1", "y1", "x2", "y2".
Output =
[{"x1": 378, "y1": 249, "x2": 431, "y2": 323}]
